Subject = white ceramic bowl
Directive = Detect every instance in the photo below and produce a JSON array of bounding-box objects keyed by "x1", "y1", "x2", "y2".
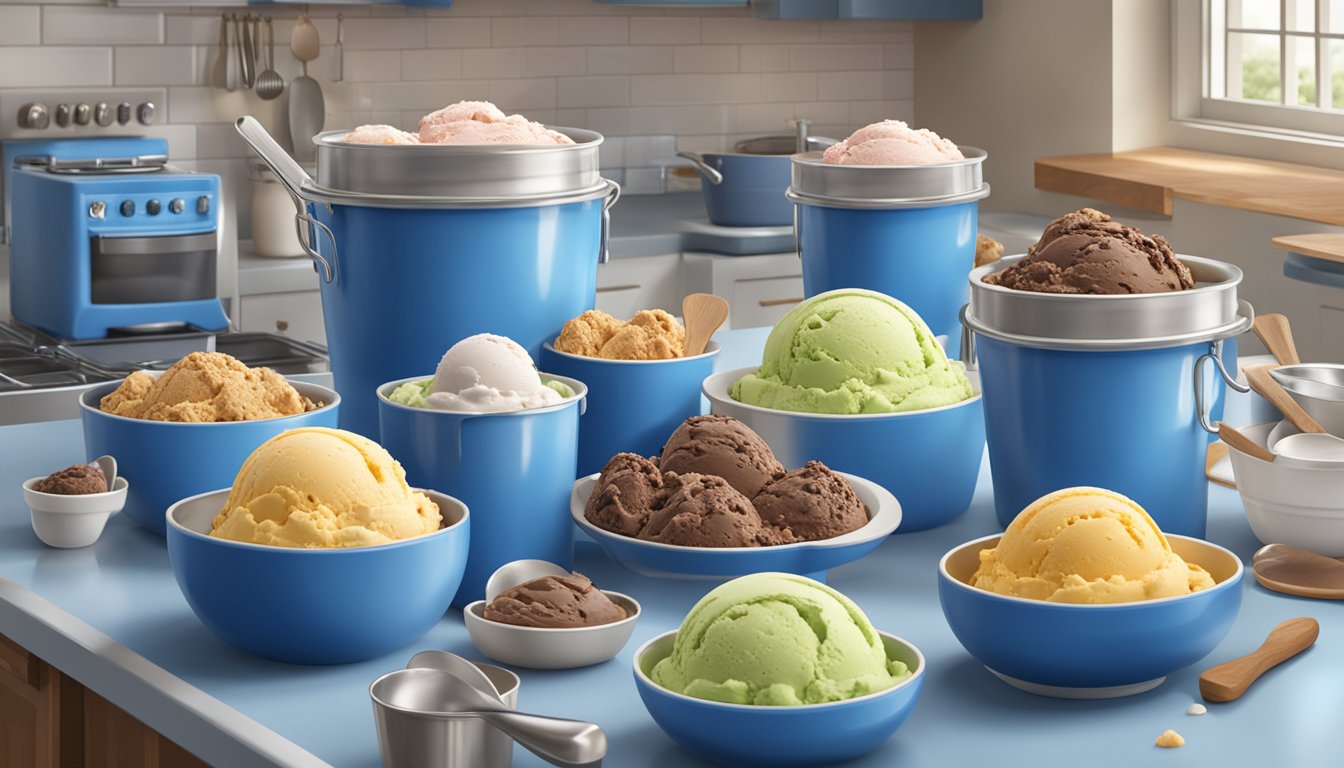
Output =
[
  {"x1": 23, "y1": 476, "x2": 128, "y2": 548},
  {"x1": 1226, "y1": 421, "x2": 1344, "y2": 556},
  {"x1": 463, "y1": 591, "x2": 641, "y2": 670}
]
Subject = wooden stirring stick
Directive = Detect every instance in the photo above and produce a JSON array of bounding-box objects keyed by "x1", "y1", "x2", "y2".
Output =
[
  {"x1": 682, "y1": 293, "x2": 729, "y2": 357},
  {"x1": 1244, "y1": 365, "x2": 1327, "y2": 434},
  {"x1": 1252, "y1": 314, "x2": 1301, "y2": 366},
  {"x1": 1253, "y1": 544, "x2": 1344, "y2": 600},
  {"x1": 1199, "y1": 617, "x2": 1319, "y2": 702},
  {"x1": 1217, "y1": 421, "x2": 1276, "y2": 462}
]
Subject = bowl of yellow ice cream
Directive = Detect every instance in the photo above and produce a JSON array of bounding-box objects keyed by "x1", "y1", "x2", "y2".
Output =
[
  {"x1": 165, "y1": 428, "x2": 469, "y2": 664},
  {"x1": 938, "y1": 487, "x2": 1243, "y2": 698},
  {"x1": 80, "y1": 352, "x2": 338, "y2": 537}
]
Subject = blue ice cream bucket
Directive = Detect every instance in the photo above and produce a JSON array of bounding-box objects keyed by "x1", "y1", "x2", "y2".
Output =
[
  {"x1": 236, "y1": 117, "x2": 620, "y2": 438},
  {"x1": 540, "y1": 341, "x2": 720, "y2": 477},
  {"x1": 377, "y1": 374, "x2": 586, "y2": 607},
  {"x1": 789, "y1": 149, "x2": 989, "y2": 356},
  {"x1": 965, "y1": 255, "x2": 1253, "y2": 538}
]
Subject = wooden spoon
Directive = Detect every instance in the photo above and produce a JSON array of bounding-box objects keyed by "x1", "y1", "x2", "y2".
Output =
[
  {"x1": 1253, "y1": 314, "x2": 1301, "y2": 366},
  {"x1": 1244, "y1": 365, "x2": 1326, "y2": 434},
  {"x1": 1253, "y1": 543, "x2": 1344, "y2": 600},
  {"x1": 682, "y1": 293, "x2": 729, "y2": 357},
  {"x1": 1216, "y1": 421, "x2": 1275, "y2": 463},
  {"x1": 1199, "y1": 617, "x2": 1319, "y2": 702}
]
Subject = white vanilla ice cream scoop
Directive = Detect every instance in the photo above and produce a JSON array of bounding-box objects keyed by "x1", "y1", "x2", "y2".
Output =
[{"x1": 426, "y1": 334, "x2": 566, "y2": 412}]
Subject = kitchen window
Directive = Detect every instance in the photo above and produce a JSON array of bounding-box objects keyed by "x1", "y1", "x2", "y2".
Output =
[{"x1": 1197, "y1": 0, "x2": 1344, "y2": 136}]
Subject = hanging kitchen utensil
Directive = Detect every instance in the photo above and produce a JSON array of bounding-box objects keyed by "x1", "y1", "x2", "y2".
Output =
[
  {"x1": 255, "y1": 17, "x2": 284, "y2": 101},
  {"x1": 234, "y1": 14, "x2": 254, "y2": 90},
  {"x1": 211, "y1": 14, "x2": 230, "y2": 91},
  {"x1": 288, "y1": 12, "x2": 324, "y2": 163},
  {"x1": 334, "y1": 14, "x2": 345, "y2": 83}
]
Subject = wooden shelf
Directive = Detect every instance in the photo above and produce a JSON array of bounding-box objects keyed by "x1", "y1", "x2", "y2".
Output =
[
  {"x1": 1035, "y1": 148, "x2": 1344, "y2": 227},
  {"x1": 1272, "y1": 233, "x2": 1344, "y2": 265}
]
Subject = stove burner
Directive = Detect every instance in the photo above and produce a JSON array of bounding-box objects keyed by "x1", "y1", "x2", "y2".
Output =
[{"x1": 14, "y1": 153, "x2": 168, "y2": 175}]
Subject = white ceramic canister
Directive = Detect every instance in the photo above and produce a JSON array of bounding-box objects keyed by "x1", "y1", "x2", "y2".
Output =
[{"x1": 249, "y1": 161, "x2": 304, "y2": 258}]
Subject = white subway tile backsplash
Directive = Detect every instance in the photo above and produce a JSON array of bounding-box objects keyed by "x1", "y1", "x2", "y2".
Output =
[
  {"x1": 630, "y1": 17, "x2": 699, "y2": 45},
  {"x1": 0, "y1": 7, "x2": 40, "y2": 46},
  {"x1": 488, "y1": 77, "x2": 557, "y2": 110},
  {"x1": 583, "y1": 106, "x2": 631, "y2": 135},
  {"x1": 764, "y1": 72, "x2": 818, "y2": 102},
  {"x1": 426, "y1": 17, "x2": 493, "y2": 48},
  {"x1": 116, "y1": 46, "x2": 195, "y2": 87},
  {"x1": 462, "y1": 48, "x2": 523, "y2": 79},
  {"x1": 341, "y1": 18, "x2": 427, "y2": 50},
  {"x1": 347, "y1": 50, "x2": 406, "y2": 83},
  {"x1": 492, "y1": 17, "x2": 559, "y2": 47},
  {"x1": 735, "y1": 102, "x2": 797, "y2": 134},
  {"x1": 630, "y1": 74, "x2": 701, "y2": 106},
  {"x1": 165, "y1": 85, "x2": 221, "y2": 125},
  {"x1": 701, "y1": 74, "x2": 763, "y2": 104},
  {"x1": 816, "y1": 20, "x2": 913, "y2": 44},
  {"x1": 883, "y1": 43, "x2": 914, "y2": 70},
  {"x1": 740, "y1": 44, "x2": 791, "y2": 73},
  {"x1": 673, "y1": 45, "x2": 737, "y2": 74},
  {"x1": 165, "y1": 14, "x2": 221, "y2": 46},
  {"x1": 701, "y1": 19, "x2": 818, "y2": 45},
  {"x1": 558, "y1": 76, "x2": 629, "y2": 108},
  {"x1": 0, "y1": 46, "x2": 112, "y2": 87},
  {"x1": 557, "y1": 16, "x2": 628, "y2": 46},
  {"x1": 883, "y1": 70, "x2": 915, "y2": 100},
  {"x1": 43, "y1": 7, "x2": 162, "y2": 45},
  {"x1": 849, "y1": 99, "x2": 915, "y2": 126},
  {"x1": 790, "y1": 44, "x2": 882, "y2": 72},
  {"x1": 588, "y1": 46, "x2": 672, "y2": 76},
  {"x1": 816, "y1": 71, "x2": 883, "y2": 102},
  {"x1": 524, "y1": 47, "x2": 587, "y2": 77}
]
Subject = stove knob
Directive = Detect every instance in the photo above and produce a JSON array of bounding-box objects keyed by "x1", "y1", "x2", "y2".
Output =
[
  {"x1": 121, "y1": 200, "x2": 138, "y2": 218},
  {"x1": 54, "y1": 104, "x2": 71, "y2": 128},
  {"x1": 88, "y1": 201, "x2": 106, "y2": 220},
  {"x1": 19, "y1": 103, "x2": 49, "y2": 130},
  {"x1": 74, "y1": 104, "x2": 91, "y2": 126},
  {"x1": 196, "y1": 195, "x2": 211, "y2": 215},
  {"x1": 137, "y1": 101, "x2": 156, "y2": 126},
  {"x1": 169, "y1": 198, "x2": 185, "y2": 215},
  {"x1": 146, "y1": 199, "x2": 161, "y2": 216},
  {"x1": 117, "y1": 102, "x2": 132, "y2": 126},
  {"x1": 94, "y1": 102, "x2": 113, "y2": 127}
]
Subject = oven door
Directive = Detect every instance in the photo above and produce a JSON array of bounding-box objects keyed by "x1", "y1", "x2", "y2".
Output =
[{"x1": 89, "y1": 232, "x2": 217, "y2": 304}]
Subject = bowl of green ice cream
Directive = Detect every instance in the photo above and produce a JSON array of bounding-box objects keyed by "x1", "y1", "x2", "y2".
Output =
[
  {"x1": 703, "y1": 289, "x2": 984, "y2": 531},
  {"x1": 634, "y1": 572, "x2": 925, "y2": 767}
]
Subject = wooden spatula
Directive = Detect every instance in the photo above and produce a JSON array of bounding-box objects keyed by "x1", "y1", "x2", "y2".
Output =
[
  {"x1": 1217, "y1": 421, "x2": 1275, "y2": 462},
  {"x1": 1252, "y1": 314, "x2": 1301, "y2": 366},
  {"x1": 682, "y1": 293, "x2": 729, "y2": 357},
  {"x1": 1244, "y1": 365, "x2": 1327, "y2": 434},
  {"x1": 1199, "y1": 617, "x2": 1319, "y2": 703},
  {"x1": 1253, "y1": 543, "x2": 1344, "y2": 600}
]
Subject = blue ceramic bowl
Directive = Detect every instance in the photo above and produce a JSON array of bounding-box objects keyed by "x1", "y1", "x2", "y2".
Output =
[
  {"x1": 571, "y1": 471, "x2": 900, "y2": 581},
  {"x1": 540, "y1": 341, "x2": 720, "y2": 478},
  {"x1": 80, "y1": 377, "x2": 339, "y2": 537},
  {"x1": 703, "y1": 366, "x2": 984, "y2": 532},
  {"x1": 378, "y1": 374, "x2": 586, "y2": 608},
  {"x1": 166, "y1": 488, "x2": 469, "y2": 665},
  {"x1": 938, "y1": 533, "x2": 1244, "y2": 698},
  {"x1": 634, "y1": 629, "x2": 925, "y2": 767}
]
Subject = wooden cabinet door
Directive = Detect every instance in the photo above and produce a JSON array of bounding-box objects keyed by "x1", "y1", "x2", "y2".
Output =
[{"x1": 0, "y1": 634, "x2": 63, "y2": 768}]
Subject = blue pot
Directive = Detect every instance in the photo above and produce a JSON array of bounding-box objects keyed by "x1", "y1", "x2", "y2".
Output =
[
  {"x1": 167, "y1": 488, "x2": 469, "y2": 665},
  {"x1": 79, "y1": 379, "x2": 339, "y2": 537},
  {"x1": 540, "y1": 342, "x2": 720, "y2": 477},
  {"x1": 634, "y1": 630, "x2": 925, "y2": 767},
  {"x1": 378, "y1": 375, "x2": 587, "y2": 607},
  {"x1": 939, "y1": 534, "x2": 1243, "y2": 697},
  {"x1": 704, "y1": 367, "x2": 984, "y2": 532},
  {"x1": 680, "y1": 151, "x2": 794, "y2": 227}
]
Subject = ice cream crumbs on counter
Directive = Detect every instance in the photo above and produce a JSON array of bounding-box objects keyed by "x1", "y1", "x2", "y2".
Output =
[
  {"x1": 1187, "y1": 703, "x2": 1208, "y2": 716},
  {"x1": 1155, "y1": 729, "x2": 1185, "y2": 748},
  {"x1": 821, "y1": 120, "x2": 963, "y2": 166},
  {"x1": 342, "y1": 124, "x2": 420, "y2": 145}
]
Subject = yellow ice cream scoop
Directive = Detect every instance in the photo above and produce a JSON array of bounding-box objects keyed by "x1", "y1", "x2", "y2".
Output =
[
  {"x1": 210, "y1": 427, "x2": 441, "y2": 548},
  {"x1": 971, "y1": 487, "x2": 1214, "y2": 604}
]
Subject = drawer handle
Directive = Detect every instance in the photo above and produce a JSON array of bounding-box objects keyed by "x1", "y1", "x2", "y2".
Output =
[
  {"x1": 759, "y1": 297, "x2": 803, "y2": 307},
  {"x1": 596, "y1": 284, "x2": 640, "y2": 293}
]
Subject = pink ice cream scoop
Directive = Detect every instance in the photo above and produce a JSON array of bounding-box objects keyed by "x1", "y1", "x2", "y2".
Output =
[
  {"x1": 822, "y1": 120, "x2": 963, "y2": 165},
  {"x1": 417, "y1": 100, "x2": 574, "y2": 146},
  {"x1": 342, "y1": 124, "x2": 420, "y2": 145}
]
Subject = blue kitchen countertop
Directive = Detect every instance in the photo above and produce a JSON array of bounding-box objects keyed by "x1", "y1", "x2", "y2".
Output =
[
  {"x1": 238, "y1": 193, "x2": 793, "y2": 296},
  {"x1": 2, "y1": 326, "x2": 1341, "y2": 767}
]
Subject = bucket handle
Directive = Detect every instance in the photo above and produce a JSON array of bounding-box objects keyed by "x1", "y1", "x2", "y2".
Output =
[
  {"x1": 1195, "y1": 339, "x2": 1251, "y2": 434},
  {"x1": 676, "y1": 151, "x2": 723, "y2": 186},
  {"x1": 958, "y1": 304, "x2": 977, "y2": 371},
  {"x1": 599, "y1": 179, "x2": 621, "y2": 265}
]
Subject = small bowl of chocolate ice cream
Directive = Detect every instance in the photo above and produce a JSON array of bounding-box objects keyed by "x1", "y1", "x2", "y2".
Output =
[
  {"x1": 23, "y1": 462, "x2": 128, "y2": 548},
  {"x1": 464, "y1": 560, "x2": 640, "y2": 669}
]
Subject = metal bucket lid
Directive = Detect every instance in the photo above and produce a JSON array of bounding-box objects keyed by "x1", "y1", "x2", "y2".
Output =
[
  {"x1": 965, "y1": 254, "x2": 1251, "y2": 350},
  {"x1": 310, "y1": 126, "x2": 607, "y2": 205},
  {"x1": 787, "y1": 147, "x2": 989, "y2": 209}
]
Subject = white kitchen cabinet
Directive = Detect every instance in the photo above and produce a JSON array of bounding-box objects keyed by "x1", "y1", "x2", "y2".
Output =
[
  {"x1": 595, "y1": 254, "x2": 683, "y2": 318},
  {"x1": 683, "y1": 252, "x2": 802, "y2": 329},
  {"x1": 238, "y1": 291, "x2": 327, "y2": 345}
]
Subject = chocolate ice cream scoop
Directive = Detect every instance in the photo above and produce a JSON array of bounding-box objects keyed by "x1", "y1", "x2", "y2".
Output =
[
  {"x1": 659, "y1": 415, "x2": 784, "y2": 498},
  {"x1": 585, "y1": 453, "x2": 662, "y2": 537},
  {"x1": 639, "y1": 473, "x2": 786, "y2": 547},
  {"x1": 753, "y1": 461, "x2": 868, "y2": 542},
  {"x1": 986, "y1": 208, "x2": 1194, "y2": 295},
  {"x1": 32, "y1": 464, "x2": 108, "y2": 496},
  {"x1": 482, "y1": 572, "x2": 626, "y2": 628}
]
